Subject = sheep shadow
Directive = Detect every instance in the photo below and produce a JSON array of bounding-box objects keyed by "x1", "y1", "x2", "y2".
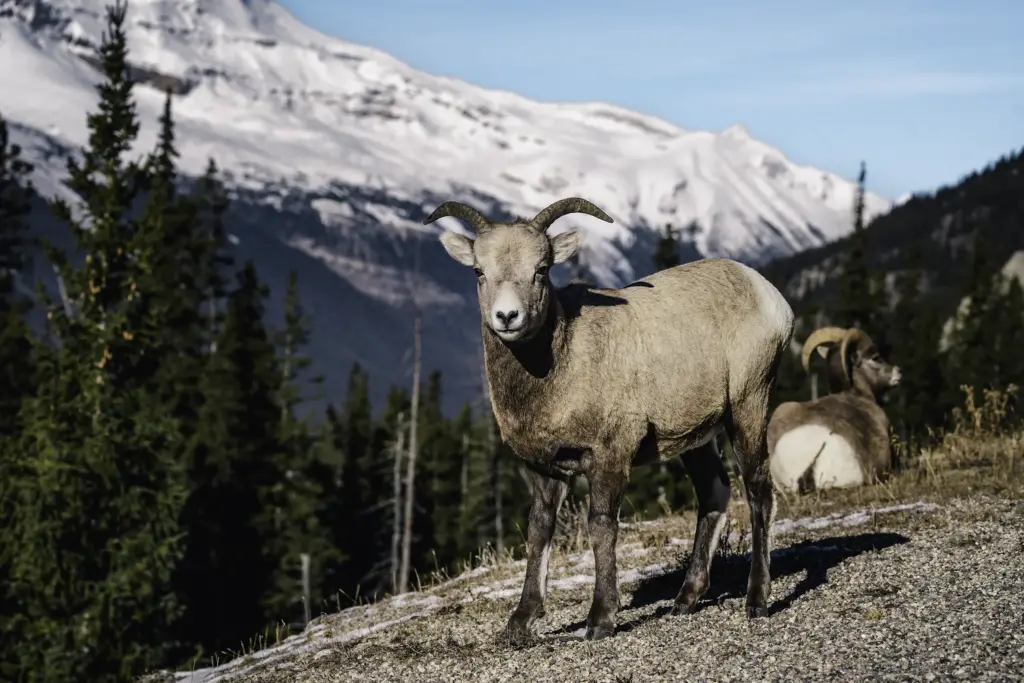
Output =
[{"x1": 548, "y1": 531, "x2": 909, "y2": 638}]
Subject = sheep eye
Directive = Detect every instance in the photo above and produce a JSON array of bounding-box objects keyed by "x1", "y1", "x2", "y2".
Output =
[
  {"x1": 536, "y1": 265, "x2": 549, "y2": 278},
  {"x1": 473, "y1": 267, "x2": 484, "y2": 278}
]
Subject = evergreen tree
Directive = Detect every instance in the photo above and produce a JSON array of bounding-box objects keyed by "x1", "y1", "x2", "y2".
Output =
[
  {"x1": 0, "y1": 114, "x2": 36, "y2": 437},
  {"x1": 886, "y1": 242, "x2": 947, "y2": 454},
  {"x1": 136, "y1": 90, "x2": 211, "y2": 446},
  {"x1": 264, "y1": 270, "x2": 336, "y2": 626},
  {"x1": 949, "y1": 223, "x2": 1024, "y2": 405},
  {"x1": 450, "y1": 405, "x2": 477, "y2": 561},
  {"x1": 2, "y1": 4, "x2": 188, "y2": 679},
  {"x1": 0, "y1": 113, "x2": 39, "y2": 681},
  {"x1": 313, "y1": 402, "x2": 348, "y2": 601},
  {"x1": 652, "y1": 223, "x2": 681, "y2": 272},
  {"x1": 321, "y1": 364, "x2": 394, "y2": 601},
  {"x1": 994, "y1": 277, "x2": 1024, "y2": 391},
  {"x1": 834, "y1": 161, "x2": 885, "y2": 334},
  {"x1": 367, "y1": 385, "x2": 411, "y2": 595},
  {"x1": 944, "y1": 224, "x2": 1002, "y2": 405},
  {"x1": 417, "y1": 371, "x2": 462, "y2": 571},
  {"x1": 176, "y1": 262, "x2": 285, "y2": 655},
  {"x1": 193, "y1": 158, "x2": 234, "y2": 352}
]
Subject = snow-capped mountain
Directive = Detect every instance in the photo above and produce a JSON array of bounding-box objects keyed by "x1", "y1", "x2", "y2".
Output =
[{"x1": 0, "y1": 0, "x2": 892, "y2": 413}]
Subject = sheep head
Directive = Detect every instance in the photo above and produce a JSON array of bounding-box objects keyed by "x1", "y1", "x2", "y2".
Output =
[
  {"x1": 801, "y1": 326, "x2": 901, "y2": 395},
  {"x1": 426, "y1": 197, "x2": 613, "y2": 343},
  {"x1": 839, "y1": 328, "x2": 901, "y2": 393}
]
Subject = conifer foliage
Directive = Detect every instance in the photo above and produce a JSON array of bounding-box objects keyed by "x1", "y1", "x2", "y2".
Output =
[
  {"x1": 834, "y1": 161, "x2": 886, "y2": 334},
  {"x1": 2, "y1": 4, "x2": 188, "y2": 680},
  {"x1": 0, "y1": 113, "x2": 40, "y2": 682},
  {"x1": 0, "y1": 114, "x2": 36, "y2": 438}
]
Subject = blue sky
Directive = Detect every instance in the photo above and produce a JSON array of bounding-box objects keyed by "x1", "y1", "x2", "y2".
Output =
[{"x1": 280, "y1": 0, "x2": 1024, "y2": 200}]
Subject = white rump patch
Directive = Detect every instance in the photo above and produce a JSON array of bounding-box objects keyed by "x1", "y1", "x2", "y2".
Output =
[
  {"x1": 771, "y1": 424, "x2": 864, "y2": 492},
  {"x1": 734, "y1": 262, "x2": 794, "y2": 342}
]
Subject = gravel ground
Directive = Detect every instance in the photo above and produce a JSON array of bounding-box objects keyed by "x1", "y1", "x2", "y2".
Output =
[{"x1": 168, "y1": 495, "x2": 1024, "y2": 683}]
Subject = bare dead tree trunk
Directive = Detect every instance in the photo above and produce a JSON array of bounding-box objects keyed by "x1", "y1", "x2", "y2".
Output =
[
  {"x1": 397, "y1": 312, "x2": 422, "y2": 594},
  {"x1": 390, "y1": 412, "x2": 407, "y2": 593},
  {"x1": 459, "y1": 432, "x2": 469, "y2": 519},
  {"x1": 300, "y1": 553, "x2": 311, "y2": 625},
  {"x1": 53, "y1": 265, "x2": 74, "y2": 320}
]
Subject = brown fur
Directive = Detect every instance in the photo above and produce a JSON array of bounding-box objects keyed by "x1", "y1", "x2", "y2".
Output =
[
  {"x1": 426, "y1": 197, "x2": 794, "y2": 642},
  {"x1": 768, "y1": 327, "x2": 901, "y2": 491}
]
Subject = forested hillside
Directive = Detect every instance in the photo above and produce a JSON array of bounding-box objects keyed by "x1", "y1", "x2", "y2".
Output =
[
  {"x1": 762, "y1": 152, "x2": 1024, "y2": 446},
  {"x1": 762, "y1": 150, "x2": 1024, "y2": 309}
]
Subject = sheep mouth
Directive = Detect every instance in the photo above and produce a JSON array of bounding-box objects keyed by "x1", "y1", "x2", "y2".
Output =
[{"x1": 494, "y1": 325, "x2": 528, "y2": 342}]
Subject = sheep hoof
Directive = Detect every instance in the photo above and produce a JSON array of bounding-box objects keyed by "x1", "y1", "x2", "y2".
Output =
[
  {"x1": 584, "y1": 624, "x2": 615, "y2": 641},
  {"x1": 497, "y1": 622, "x2": 534, "y2": 648},
  {"x1": 669, "y1": 599, "x2": 699, "y2": 616},
  {"x1": 746, "y1": 604, "x2": 769, "y2": 619}
]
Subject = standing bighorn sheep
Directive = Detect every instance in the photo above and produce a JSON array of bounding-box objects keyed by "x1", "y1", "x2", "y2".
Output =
[
  {"x1": 768, "y1": 326, "x2": 901, "y2": 493},
  {"x1": 425, "y1": 197, "x2": 794, "y2": 641}
]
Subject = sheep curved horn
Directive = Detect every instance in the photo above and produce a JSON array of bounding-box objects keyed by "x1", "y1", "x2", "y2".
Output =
[
  {"x1": 800, "y1": 326, "x2": 848, "y2": 374},
  {"x1": 527, "y1": 197, "x2": 614, "y2": 233},
  {"x1": 839, "y1": 327, "x2": 874, "y2": 385},
  {"x1": 423, "y1": 202, "x2": 492, "y2": 234}
]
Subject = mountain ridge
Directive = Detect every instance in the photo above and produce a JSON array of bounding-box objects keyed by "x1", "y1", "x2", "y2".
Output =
[{"x1": 0, "y1": 0, "x2": 892, "y2": 413}]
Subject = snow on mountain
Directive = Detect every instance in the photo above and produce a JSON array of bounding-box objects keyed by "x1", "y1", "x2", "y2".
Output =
[{"x1": 0, "y1": 0, "x2": 892, "y2": 413}]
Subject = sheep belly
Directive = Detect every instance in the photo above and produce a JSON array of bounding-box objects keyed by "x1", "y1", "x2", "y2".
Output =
[{"x1": 770, "y1": 424, "x2": 864, "y2": 492}]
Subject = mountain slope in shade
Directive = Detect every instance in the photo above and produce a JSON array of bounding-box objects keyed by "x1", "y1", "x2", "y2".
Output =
[{"x1": 0, "y1": 0, "x2": 892, "y2": 413}]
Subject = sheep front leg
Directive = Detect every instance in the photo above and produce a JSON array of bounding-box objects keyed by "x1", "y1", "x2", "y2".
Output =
[
  {"x1": 584, "y1": 464, "x2": 628, "y2": 640},
  {"x1": 502, "y1": 469, "x2": 568, "y2": 645}
]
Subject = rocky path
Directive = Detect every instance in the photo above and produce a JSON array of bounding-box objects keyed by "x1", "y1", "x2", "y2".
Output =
[{"x1": 163, "y1": 496, "x2": 1024, "y2": 683}]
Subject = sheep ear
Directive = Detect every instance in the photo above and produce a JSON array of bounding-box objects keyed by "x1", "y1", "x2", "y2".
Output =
[
  {"x1": 550, "y1": 230, "x2": 581, "y2": 264},
  {"x1": 439, "y1": 231, "x2": 475, "y2": 267}
]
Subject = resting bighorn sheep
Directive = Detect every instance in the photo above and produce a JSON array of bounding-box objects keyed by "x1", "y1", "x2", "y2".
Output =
[
  {"x1": 425, "y1": 197, "x2": 794, "y2": 641},
  {"x1": 767, "y1": 326, "x2": 901, "y2": 493}
]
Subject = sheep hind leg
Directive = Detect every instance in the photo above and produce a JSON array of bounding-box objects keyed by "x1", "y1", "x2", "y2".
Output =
[
  {"x1": 501, "y1": 468, "x2": 569, "y2": 645},
  {"x1": 583, "y1": 461, "x2": 629, "y2": 641},
  {"x1": 726, "y1": 391, "x2": 776, "y2": 619},
  {"x1": 670, "y1": 439, "x2": 731, "y2": 616}
]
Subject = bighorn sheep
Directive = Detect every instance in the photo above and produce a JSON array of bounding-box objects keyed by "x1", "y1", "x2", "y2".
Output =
[
  {"x1": 425, "y1": 197, "x2": 794, "y2": 641},
  {"x1": 768, "y1": 326, "x2": 901, "y2": 493}
]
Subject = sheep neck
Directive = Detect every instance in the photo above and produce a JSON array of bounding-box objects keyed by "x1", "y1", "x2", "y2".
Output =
[{"x1": 849, "y1": 371, "x2": 883, "y2": 403}]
